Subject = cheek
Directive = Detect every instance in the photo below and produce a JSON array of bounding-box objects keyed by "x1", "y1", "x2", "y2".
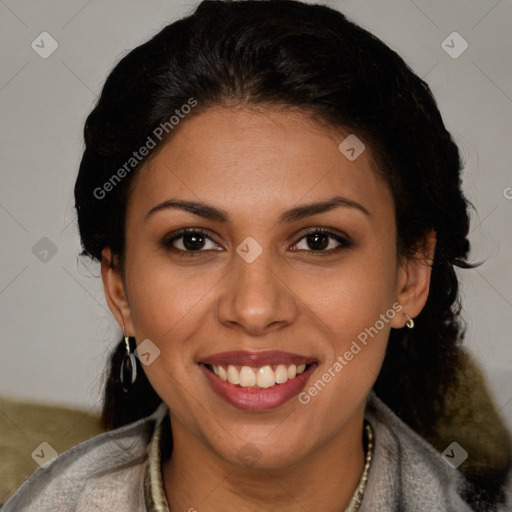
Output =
[
  {"x1": 123, "y1": 261, "x2": 213, "y2": 413},
  {"x1": 297, "y1": 293, "x2": 394, "y2": 420},
  {"x1": 301, "y1": 252, "x2": 397, "y2": 336},
  {"x1": 297, "y1": 252, "x2": 397, "y2": 387},
  {"x1": 122, "y1": 264, "x2": 213, "y2": 404},
  {"x1": 125, "y1": 252, "x2": 217, "y2": 335}
]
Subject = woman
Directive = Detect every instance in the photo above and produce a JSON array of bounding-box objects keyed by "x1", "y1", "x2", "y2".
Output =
[{"x1": 3, "y1": 0, "x2": 511, "y2": 510}]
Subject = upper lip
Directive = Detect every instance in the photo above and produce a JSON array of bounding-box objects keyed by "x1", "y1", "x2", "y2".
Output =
[{"x1": 199, "y1": 350, "x2": 316, "y2": 367}]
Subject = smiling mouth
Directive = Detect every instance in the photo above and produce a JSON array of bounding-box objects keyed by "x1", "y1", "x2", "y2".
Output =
[{"x1": 204, "y1": 363, "x2": 314, "y2": 389}]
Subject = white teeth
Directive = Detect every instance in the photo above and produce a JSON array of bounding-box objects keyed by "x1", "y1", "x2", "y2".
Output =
[
  {"x1": 209, "y1": 362, "x2": 309, "y2": 388},
  {"x1": 227, "y1": 365, "x2": 239, "y2": 385},
  {"x1": 239, "y1": 366, "x2": 256, "y2": 387},
  {"x1": 275, "y1": 364, "x2": 288, "y2": 384},
  {"x1": 256, "y1": 365, "x2": 275, "y2": 388}
]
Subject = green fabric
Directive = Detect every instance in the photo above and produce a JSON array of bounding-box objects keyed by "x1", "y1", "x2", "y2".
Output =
[
  {"x1": 0, "y1": 395, "x2": 105, "y2": 506},
  {"x1": 425, "y1": 350, "x2": 511, "y2": 481}
]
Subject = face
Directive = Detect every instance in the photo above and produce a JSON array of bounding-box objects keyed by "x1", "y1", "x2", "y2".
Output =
[{"x1": 102, "y1": 105, "x2": 433, "y2": 469}]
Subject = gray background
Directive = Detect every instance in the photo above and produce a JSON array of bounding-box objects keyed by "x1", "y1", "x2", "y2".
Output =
[{"x1": 1, "y1": 0, "x2": 511, "y2": 428}]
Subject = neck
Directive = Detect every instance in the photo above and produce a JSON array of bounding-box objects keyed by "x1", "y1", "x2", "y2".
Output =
[{"x1": 162, "y1": 409, "x2": 366, "y2": 512}]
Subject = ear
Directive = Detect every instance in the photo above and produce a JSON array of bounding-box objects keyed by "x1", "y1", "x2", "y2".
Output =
[
  {"x1": 390, "y1": 229, "x2": 436, "y2": 329},
  {"x1": 100, "y1": 247, "x2": 135, "y2": 336}
]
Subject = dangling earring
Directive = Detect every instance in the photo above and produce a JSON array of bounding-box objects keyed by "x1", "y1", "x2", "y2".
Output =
[
  {"x1": 120, "y1": 328, "x2": 137, "y2": 393},
  {"x1": 405, "y1": 313, "x2": 415, "y2": 329}
]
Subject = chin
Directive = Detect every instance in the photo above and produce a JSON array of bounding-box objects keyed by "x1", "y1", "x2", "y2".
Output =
[{"x1": 217, "y1": 436, "x2": 307, "y2": 471}]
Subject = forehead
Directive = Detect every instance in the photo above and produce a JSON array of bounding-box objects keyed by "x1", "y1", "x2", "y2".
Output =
[{"x1": 128, "y1": 106, "x2": 394, "y2": 224}]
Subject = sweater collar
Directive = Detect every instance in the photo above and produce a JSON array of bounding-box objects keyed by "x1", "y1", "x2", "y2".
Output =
[{"x1": 144, "y1": 419, "x2": 171, "y2": 511}]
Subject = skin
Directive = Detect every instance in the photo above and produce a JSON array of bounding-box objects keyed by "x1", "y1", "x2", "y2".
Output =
[{"x1": 101, "y1": 105, "x2": 436, "y2": 511}]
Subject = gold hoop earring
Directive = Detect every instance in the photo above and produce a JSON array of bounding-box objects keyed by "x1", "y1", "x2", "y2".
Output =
[{"x1": 405, "y1": 314, "x2": 414, "y2": 329}]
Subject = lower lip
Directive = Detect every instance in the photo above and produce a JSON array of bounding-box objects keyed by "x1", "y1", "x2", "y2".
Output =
[{"x1": 199, "y1": 363, "x2": 318, "y2": 411}]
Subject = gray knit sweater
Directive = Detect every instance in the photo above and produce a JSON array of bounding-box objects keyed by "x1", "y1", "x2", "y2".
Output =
[{"x1": 2, "y1": 392, "x2": 511, "y2": 511}]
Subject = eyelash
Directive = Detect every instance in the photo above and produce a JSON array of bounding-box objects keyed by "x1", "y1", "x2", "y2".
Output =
[{"x1": 162, "y1": 227, "x2": 352, "y2": 257}]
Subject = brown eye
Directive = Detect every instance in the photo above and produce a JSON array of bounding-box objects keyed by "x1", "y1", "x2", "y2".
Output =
[
  {"x1": 292, "y1": 229, "x2": 352, "y2": 254},
  {"x1": 163, "y1": 228, "x2": 221, "y2": 255},
  {"x1": 163, "y1": 227, "x2": 352, "y2": 257}
]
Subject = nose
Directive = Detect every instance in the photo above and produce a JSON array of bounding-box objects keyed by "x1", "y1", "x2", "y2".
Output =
[{"x1": 216, "y1": 246, "x2": 299, "y2": 337}]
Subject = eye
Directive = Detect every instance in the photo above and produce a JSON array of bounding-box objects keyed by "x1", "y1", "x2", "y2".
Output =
[
  {"x1": 163, "y1": 228, "x2": 221, "y2": 256},
  {"x1": 163, "y1": 227, "x2": 352, "y2": 257},
  {"x1": 291, "y1": 228, "x2": 352, "y2": 255}
]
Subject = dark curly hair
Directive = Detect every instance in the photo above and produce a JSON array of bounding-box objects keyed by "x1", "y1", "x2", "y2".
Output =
[{"x1": 74, "y1": 0, "x2": 504, "y2": 506}]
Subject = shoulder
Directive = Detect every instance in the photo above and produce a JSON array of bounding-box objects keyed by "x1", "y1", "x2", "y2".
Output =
[
  {"x1": 362, "y1": 392, "x2": 492, "y2": 512},
  {"x1": 1, "y1": 402, "x2": 169, "y2": 512}
]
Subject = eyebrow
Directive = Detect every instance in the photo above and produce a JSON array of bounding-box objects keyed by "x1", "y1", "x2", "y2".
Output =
[{"x1": 145, "y1": 195, "x2": 370, "y2": 224}]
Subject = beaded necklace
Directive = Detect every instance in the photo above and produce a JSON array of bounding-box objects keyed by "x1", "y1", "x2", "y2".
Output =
[{"x1": 145, "y1": 420, "x2": 374, "y2": 511}]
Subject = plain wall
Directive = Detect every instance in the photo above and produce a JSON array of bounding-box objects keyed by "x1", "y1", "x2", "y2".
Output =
[{"x1": 1, "y1": 0, "x2": 511, "y2": 428}]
